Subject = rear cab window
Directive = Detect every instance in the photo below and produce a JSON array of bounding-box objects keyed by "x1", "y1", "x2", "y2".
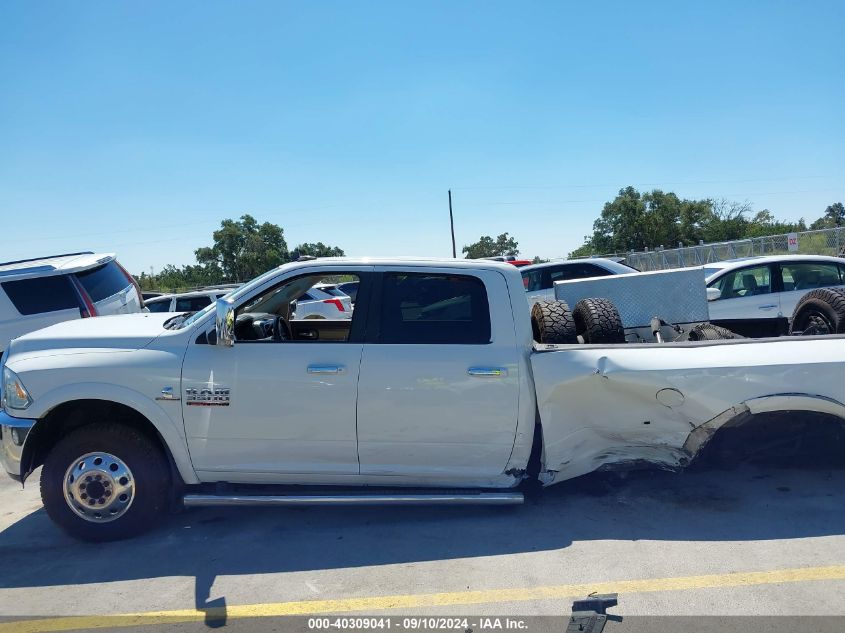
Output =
[
  {"x1": 74, "y1": 261, "x2": 131, "y2": 302},
  {"x1": 378, "y1": 273, "x2": 491, "y2": 344}
]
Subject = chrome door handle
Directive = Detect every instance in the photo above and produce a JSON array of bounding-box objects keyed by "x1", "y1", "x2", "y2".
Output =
[
  {"x1": 758, "y1": 304, "x2": 778, "y2": 310},
  {"x1": 467, "y1": 367, "x2": 508, "y2": 377},
  {"x1": 307, "y1": 365, "x2": 345, "y2": 374}
]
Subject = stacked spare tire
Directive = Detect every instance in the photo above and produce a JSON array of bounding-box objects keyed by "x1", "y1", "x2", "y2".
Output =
[
  {"x1": 789, "y1": 287, "x2": 845, "y2": 336},
  {"x1": 531, "y1": 298, "x2": 625, "y2": 345},
  {"x1": 531, "y1": 299, "x2": 745, "y2": 344}
]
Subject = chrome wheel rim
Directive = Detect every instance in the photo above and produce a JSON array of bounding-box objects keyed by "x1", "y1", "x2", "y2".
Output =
[{"x1": 63, "y1": 452, "x2": 135, "y2": 523}]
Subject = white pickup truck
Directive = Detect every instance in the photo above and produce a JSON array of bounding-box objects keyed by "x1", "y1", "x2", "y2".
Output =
[{"x1": 1, "y1": 258, "x2": 843, "y2": 541}]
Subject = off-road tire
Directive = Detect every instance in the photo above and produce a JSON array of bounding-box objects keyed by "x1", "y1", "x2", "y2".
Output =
[
  {"x1": 687, "y1": 323, "x2": 745, "y2": 341},
  {"x1": 41, "y1": 423, "x2": 170, "y2": 542},
  {"x1": 573, "y1": 298, "x2": 625, "y2": 344},
  {"x1": 530, "y1": 300, "x2": 577, "y2": 344},
  {"x1": 789, "y1": 288, "x2": 845, "y2": 336}
]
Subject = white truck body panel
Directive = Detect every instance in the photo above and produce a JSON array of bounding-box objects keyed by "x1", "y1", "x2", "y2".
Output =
[{"x1": 532, "y1": 335, "x2": 845, "y2": 482}]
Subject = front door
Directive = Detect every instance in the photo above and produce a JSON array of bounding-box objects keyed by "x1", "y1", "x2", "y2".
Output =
[
  {"x1": 356, "y1": 269, "x2": 520, "y2": 481},
  {"x1": 708, "y1": 264, "x2": 780, "y2": 331},
  {"x1": 181, "y1": 268, "x2": 372, "y2": 477}
]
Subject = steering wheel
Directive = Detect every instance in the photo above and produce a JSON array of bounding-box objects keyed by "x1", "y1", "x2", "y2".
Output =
[{"x1": 273, "y1": 316, "x2": 292, "y2": 342}]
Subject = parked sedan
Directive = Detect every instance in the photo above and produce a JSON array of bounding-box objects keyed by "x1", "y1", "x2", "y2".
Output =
[
  {"x1": 521, "y1": 258, "x2": 638, "y2": 304},
  {"x1": 705, "y1": 255, "x2": 845, "y2": 337}
]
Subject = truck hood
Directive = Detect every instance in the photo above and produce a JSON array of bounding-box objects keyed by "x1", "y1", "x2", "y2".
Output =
[{"x1": 7, "y1": 313, "x2": 177, "y2": 357}]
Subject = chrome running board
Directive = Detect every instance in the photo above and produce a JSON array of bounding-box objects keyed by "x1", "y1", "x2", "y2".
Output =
[{"x1": 183, "y1": 491, "x2": 524, "y2": 507}]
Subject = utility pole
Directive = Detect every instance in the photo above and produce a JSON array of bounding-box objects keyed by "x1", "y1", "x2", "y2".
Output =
[{"x1": 448, "y1": 189, "x2": 457, "y2": 258}]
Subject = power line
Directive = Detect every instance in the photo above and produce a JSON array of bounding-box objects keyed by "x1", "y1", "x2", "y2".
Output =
[{"x1": 450, "y1": 175, "x2": 838, "y2": 191}]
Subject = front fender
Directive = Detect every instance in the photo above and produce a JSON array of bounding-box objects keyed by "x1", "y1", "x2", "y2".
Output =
[{"x1": 19, "y1": 382, "x2": 198, "y2": 485}]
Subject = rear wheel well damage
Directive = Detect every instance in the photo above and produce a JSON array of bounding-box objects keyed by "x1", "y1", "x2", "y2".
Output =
[
  {"x1": 20, "y1": 399, "x2": 183, "y2": 489},
  {"x1": 685, "y1": 395, "x2": 845, "y2": 469}
]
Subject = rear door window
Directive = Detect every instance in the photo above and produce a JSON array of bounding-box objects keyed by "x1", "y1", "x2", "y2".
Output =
[
  {"x1": 145, "y1": 299, "x2": 171, "y2": 313},
  {"x1": 74, "y1": 261, "x2": 130, "y2": 302},
  {"x1": 779, "y1": 262, "x2": 842, "y2": 291},
  {"x1": 2, "y1": 274, "x2": 79, "y2": 315},
  {"x1": 547, "y1": 263, "x2": 612, "y2": 287},
  {"x1": 174, "y1": 296, "x2": 212, "y2": 312},
  {"x1": 378, "y1": 273, "x2": 491, "y2": 344}
]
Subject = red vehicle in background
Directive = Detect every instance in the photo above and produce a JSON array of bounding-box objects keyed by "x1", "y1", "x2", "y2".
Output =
[{"x1": 482, "y1": 255, "x2": 533, "y2": 267}]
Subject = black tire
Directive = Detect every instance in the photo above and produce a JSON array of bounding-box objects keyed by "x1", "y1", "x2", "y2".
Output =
[
  {"x1": 530, "y1": 300, "x2": 577, "y2": 344},
  {"x1": 573, "y1": 298, "x2": 625, "y2": 344},
  {"x1": 687, "y1": 323, "x2": 745, "y2": 341},
  {"x1": 41, "y1": 423, "x2": 170, "y2": 542},
  {"x1": 789, "y1": 288, "x2": 845, "y2": 336}
]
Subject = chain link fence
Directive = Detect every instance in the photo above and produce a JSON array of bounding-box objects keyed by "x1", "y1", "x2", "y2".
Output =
[{"x1": 618, "y1": 226, "x2": 845, "y2": 272}]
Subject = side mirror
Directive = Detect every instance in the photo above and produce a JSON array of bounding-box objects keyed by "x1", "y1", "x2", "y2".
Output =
[
  {"x1": 215, "y1": 298, "x2": 235, "y2": 347},
  {"x1": 706, "y1": 287, "x2": 722, "y2": 302}
]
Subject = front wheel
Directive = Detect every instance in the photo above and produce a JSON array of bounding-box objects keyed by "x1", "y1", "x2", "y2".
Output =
[{"x1": 41, "y1": 423, "x2": 170, "y2": 541}]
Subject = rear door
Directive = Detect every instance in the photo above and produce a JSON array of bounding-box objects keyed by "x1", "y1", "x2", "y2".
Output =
[{"x1": 356, "y1": 268, "x2": 520, "y2": 481}]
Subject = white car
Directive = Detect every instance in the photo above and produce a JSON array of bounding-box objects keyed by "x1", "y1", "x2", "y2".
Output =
[
  {"x1": 293, "y1": 285, "x2": 353, "y2": 320},
  {"x1": 145, "y1": 288, "x2": 236, "y2": 313},
  {"x1": 521, "y1": 258, "x2": 637, "y2": 304},
  {"x1": 0, "y1": 251, "x2": 143, "y2": 354},
  {"x1": 705, "y1": 255, "x2": 845, "y2": 337}
]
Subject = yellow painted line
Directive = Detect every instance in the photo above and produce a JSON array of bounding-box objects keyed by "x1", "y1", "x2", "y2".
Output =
[{"x1": 3, "y1": 564, "x2": 845, "y2": 633}]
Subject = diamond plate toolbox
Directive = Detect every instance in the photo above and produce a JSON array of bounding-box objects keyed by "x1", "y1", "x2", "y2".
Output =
[{"x1": 554, "y1": 267, "x2": 709, "y2": 328}]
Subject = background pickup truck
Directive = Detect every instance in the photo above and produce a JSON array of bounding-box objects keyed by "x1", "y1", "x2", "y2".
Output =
[{"x1": 1, "y1": 258, "x2": 843, "y2": 541}]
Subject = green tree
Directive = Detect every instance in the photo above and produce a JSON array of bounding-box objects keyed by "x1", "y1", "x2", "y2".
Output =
[
  {"x1": 810, "y1": 202, "x2": 845, "y2": 229},
  {"x1": 195, "y1": 214, "x2": 289, "y2": 282},
  {"x1": 137, "y1": 215, "x2": 345, "y2": 290},
  {"x1": 462, "y1": 233, "x2": 519, "y2": 258},
  {"x1": 569, "y1": 187, "x2": 807, "y2": 257},
  {"x1": 291, "y1": 242, "x2": 345, "y2": 260}
]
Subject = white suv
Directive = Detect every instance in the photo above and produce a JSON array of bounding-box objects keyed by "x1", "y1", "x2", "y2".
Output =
[
  {"x1": 704, "y1": 255, "x2": 845, "y2": 337},
  {"x1": 144, "y1": 287, "x2": 238, "y2": 313},
  {"x1": 0, "y1": 251, "x2": 143, "y2": 353}
]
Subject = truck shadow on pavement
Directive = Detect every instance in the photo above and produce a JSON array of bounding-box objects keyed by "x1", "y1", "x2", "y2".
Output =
[{"x1": 0, "y1": 464, "x2": 843, "y2": 623}]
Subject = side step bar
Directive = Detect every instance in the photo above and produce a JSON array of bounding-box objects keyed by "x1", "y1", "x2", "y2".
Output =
[{"x1": 183, "y1": 491, "x2": 524, "y2": 507}]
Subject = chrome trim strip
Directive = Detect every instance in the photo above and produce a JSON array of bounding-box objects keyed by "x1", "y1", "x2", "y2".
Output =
[
  {"x1": 0, "y1": 411, "x2": 36, "y2": 480},
  {"x1": 183, "y1": 492, "x2": 524, "y2": 507}
]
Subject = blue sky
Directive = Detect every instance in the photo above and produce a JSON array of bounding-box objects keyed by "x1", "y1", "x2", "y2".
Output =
[{"x1": 1, "y1": 1, "x2": 843, "y2": 273}]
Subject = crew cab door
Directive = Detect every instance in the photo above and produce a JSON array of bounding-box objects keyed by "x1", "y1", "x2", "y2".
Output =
[
  {"x1": 355, "y1": 268, "x2": 520, "y2": 481},
  {"x1": 181, "y1": 267, "x2": 373, "y2": 478}
]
